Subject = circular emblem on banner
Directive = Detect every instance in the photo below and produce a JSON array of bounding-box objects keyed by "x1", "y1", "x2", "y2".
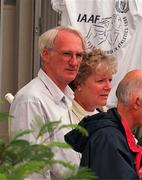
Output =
[{"x1": 115, "y1": 0, "x2": 129, "y2": 13}]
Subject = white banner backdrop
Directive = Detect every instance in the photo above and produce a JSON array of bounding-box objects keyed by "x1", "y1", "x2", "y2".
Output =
[{"x1": 51, "y1": 0, "x2": 142, "y2": 107}]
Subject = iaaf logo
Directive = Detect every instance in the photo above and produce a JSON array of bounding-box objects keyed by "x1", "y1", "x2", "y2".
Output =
[
  {"x1": 82, "y1": 1, "x2": 129, "y2": 54},
  {"x1": 85, "y1": 14, "x2": 129, "y2": 54},
  {"x1": 77, "y1": 0, "x2": 129, "y2": 54}
]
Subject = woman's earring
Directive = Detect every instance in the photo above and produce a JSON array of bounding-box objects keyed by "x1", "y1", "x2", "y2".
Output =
[{"x1": 78, "y1": 87, "x2": 81, "y2": 92}]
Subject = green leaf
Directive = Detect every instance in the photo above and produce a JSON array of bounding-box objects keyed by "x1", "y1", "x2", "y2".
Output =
[
  {"x1": 50, "y1": 159, "x2": 76, "y2": 172},
  {"x1": 10, "y1": 160, "x2": 46, "y2": 178},
  {"x1": 30, "y1": 117, "x2": 62, "y2": 139},
  {"x1": 37, "y1": 121, "x2": 61, "y2": 138},
  {"x1": 30, "y1": 116, "x2": 46, "y2": 135},
  {"x1": 133, "y1": 127, "x2": 142, "y2": 145},
  {"x1": 0, "y1": 139, "x2": 5, "y2": 146},
  {"x1": 1, "y1": 140, "x2": 32, "y2": 165},
  {"x1": 138, "y1": 137, "x2": 142, "y2": 146},
  {"x1": 0, "y1": 112, "x2": 13, "y2": 121},
  {"x1": 133, "y1": 127, "x2": 140, "y2": 138},
  {"x1": 12, "y1": 129, "x2": 33, "y2": 141},
  {"x1": 30, "y1": 144, "x2": 54, "y2": 161},
  {"x1": 0, "y1": 110, "x2": 96, "y2": 179},
  {"x1": 66, "y1": 167, "x2": 97, "y2": 180},
  {"x1": 46, "y1": 141, "x2": 71, "y2": 149},
  {"x1": 0, "y1": 173, "x2": 7, "y2": 180},
  {"x1": 0, "y1": 165, "x2": 14, "y2": 175},
  {"x1": 59, "y1": 124, "x2": 88, "y2": 137}
]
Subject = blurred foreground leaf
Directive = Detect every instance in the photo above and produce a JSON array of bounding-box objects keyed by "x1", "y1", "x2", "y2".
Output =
[
  {"x1": 0, "y1": 112, "x2": 96, "y2": 179},
  {"x1": 0, "y1": 112, "x2": 13, "y2": 121}
]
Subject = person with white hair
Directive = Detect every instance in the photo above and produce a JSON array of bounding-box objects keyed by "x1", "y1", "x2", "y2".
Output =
[{"x1": 9, "y1": 25, "x2": 86, "y2": 179}]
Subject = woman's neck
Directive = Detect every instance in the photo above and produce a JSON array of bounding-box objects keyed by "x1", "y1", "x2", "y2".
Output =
[{"x1": 74, "y1": 96, "x2": 96, "y2": 112}]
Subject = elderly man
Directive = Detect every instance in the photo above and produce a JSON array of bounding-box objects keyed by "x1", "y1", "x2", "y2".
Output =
[
  {"x1": 65, "y1": 70, "x2": 142, "y2": 179},
  {"x1": 9, "y1": 26, "x2": 85, "y2": 179}
]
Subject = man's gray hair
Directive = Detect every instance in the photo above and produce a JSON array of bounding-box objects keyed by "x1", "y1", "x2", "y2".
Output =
[
  {"x1": 116, "y1": 78, "x2": 142, "y2": 105},
  {"x1": 38, "y1": 25, "x2": 86, "y2": 54}
]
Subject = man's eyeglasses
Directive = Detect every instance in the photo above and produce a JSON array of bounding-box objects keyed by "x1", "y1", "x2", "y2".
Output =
[{"x1": 49, "y1": 49, "x2": 84, "y2": 61}]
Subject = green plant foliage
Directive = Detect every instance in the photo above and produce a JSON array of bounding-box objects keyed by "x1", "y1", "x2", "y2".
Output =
[
  {"x1": 0, "y1": 113, "x2": 96, "y2": 179},
  {"x1": 59, "y1": 124, "x2": 89, "y2": 137},
  {"x1": 0, "y1": 112, "x2": 12, "y2": 121},
  {"x1": 133, "y1": 127, "x2": 142, "y2": 146},
  {"x1": 66, "y1": 167, "x2": 97, "y2": 180}
]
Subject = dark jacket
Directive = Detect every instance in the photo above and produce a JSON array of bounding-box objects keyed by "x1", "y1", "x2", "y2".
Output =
[{"x1": 65, "y1": 108, "x2": 139, "y2": 179}]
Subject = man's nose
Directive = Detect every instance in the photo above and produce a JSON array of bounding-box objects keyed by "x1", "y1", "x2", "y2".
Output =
[{"x1": 69, "y1": 55, "x2": 80, "y2": 65}]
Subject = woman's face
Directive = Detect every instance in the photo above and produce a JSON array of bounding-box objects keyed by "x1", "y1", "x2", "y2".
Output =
[{"x1": 75, "y1": 67, "x2": 113, "y2": 111}]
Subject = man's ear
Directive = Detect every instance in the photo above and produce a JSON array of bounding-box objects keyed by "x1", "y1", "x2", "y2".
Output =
[
  {"x1": 41, "y1": 48, "x2": 49, "y2": 62},
  {"x1": 134, "y1": 97, "x2": 141, "y2": 110}
]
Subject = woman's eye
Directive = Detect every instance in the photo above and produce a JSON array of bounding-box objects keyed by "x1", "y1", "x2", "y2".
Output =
[{"x1": 97, "y1": 80, "x2": 104, "y2": 83}]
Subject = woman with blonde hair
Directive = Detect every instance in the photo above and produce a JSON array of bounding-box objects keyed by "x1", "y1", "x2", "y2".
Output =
[{"x1": 70, "y1": 48, "x2": 117, "y2": 123}]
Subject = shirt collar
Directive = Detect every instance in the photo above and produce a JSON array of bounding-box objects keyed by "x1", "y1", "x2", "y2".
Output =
[
  {"x1": 38, "y1": 69, "x2": 74, "y2": 107},
  {"x1": 73, "y1": 100, "x2": 98, "y2": 117}
]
